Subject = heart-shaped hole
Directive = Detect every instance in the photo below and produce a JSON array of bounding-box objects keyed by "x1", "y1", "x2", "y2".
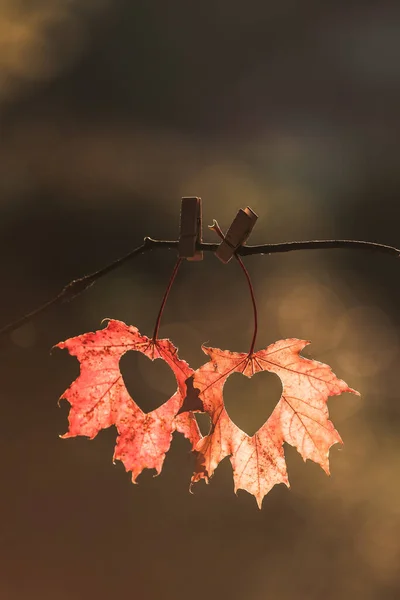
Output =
[
  {"x1": 223, "y1": 371, "x2": 283, "y2": 437},
  {"x1": 119, "y1": 350, "x2": 178, "y2": 414}
]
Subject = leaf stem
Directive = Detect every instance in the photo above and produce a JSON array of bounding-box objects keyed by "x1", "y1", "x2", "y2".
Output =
[
  {"x1": 209, "y1": 221, "x2": 258, "y2": 355},
  {"x1": 152, "y1": 258, "x2": 183, "y2": 341},
  {"x1": 237, "y1": 257, "x2": 258, "y2": 355}
]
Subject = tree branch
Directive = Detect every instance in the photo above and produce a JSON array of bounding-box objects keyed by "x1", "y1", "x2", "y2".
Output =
[{"x1": 1, "y1": 236, "x2": 399, "y2": 338}]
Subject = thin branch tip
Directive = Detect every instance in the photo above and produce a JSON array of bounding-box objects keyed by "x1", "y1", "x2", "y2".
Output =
[{"x1": 1, "y1": 235, "x2": 399, "y2": 340}]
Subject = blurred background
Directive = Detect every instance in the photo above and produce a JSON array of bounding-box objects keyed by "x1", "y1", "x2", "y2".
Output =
[{"x1": 1, "y1": 1, "x2": 400, "y2": 598}]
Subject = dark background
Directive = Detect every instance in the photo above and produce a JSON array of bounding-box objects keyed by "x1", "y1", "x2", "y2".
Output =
[{"x1": 1, "y1": 1, "x2": 400, "y2": 599}]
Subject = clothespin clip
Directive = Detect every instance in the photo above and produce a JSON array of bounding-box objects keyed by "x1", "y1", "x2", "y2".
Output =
[
  {"x1": 215, "y1": 206, "x2": 258, "y2": 263},
  {"x1": 178, "y1": 197, "x2": 203, "y2": 261}
]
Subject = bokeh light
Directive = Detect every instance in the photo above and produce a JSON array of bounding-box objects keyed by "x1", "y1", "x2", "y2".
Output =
[{"x1": 0, "y1": 2, "x2": 399, "y2": 599}]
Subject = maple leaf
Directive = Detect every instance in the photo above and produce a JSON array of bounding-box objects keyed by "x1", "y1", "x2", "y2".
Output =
[
  {"x1": 191, "y1": 341, "x2": 359, "y2": 508},
  {"x1": 57, "y1": 319, "x2": 201, "y2": 482}
]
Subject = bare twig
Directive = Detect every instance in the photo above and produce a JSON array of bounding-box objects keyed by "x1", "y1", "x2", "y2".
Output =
[{"x1": 1, "y1": 236, "x2": 399, "y2": 338}]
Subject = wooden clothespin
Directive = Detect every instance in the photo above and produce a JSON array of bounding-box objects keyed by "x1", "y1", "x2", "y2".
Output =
[
  {"x1": 215, "y1": 206, "x2": 258, "y2": 263},
  {"x1": 178, "y1": 197, "x2": 203, "y2": 261}
]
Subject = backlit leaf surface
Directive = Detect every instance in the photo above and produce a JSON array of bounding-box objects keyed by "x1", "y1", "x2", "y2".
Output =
[
  {"x1": 57, "y1": 319, "x2": 201, "y2": 481},
  {"x1": 191, "y1": 341, "x2": 359, "y2": 507}
]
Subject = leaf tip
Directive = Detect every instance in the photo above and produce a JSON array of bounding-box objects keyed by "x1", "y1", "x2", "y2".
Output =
[
  {"x1": 53, "y1": 341, "x2": 65, "y2": 351},
  {"x1": 256, "y1": 497, "x2": 264, "y2": 510},
  {"x1": 349, "y1": 386, "x2": 361, "y2": 397},
  {"x1": 200, "y1": 344, "x2": 212, "y2": 357}
]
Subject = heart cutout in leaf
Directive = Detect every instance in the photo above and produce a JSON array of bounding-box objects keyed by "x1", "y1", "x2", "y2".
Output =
[
  {"x1": 191, "y1": 340, "x2": 359, "y2": 507},
  {"x1": 119, "y1": 350, "x2": 178, "y2": 414},
  {"x1": 57, "y1": 319, "x2": 201, "y2": 482},
  {"x1": 223, "y1": 370, "x2": 283, "y2": 437}
]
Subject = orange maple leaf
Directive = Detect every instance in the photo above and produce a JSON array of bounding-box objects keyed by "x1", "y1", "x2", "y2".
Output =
[
  {"x1": 57, "y1": 319, "x2": 201, "y2": 481},
  {"x1": 191, "y1": 341, "x2": 359, "y2": 507}
]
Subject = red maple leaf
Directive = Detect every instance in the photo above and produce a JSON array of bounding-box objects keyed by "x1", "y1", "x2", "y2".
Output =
[
  {"x1": 191, "y1": 341, "x2": 359, "y2": 507},
  {"x1": 57, "y1": 319, "x2": 201, "y2": 481}
]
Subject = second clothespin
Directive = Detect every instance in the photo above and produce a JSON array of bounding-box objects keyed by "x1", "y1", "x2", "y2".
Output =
[
  {"x1": 178, "y1": 197, "x2": 203, "y2": 261},
  {"x1": 215, "y1": 206, "x2": 258, "y2": 263}
]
